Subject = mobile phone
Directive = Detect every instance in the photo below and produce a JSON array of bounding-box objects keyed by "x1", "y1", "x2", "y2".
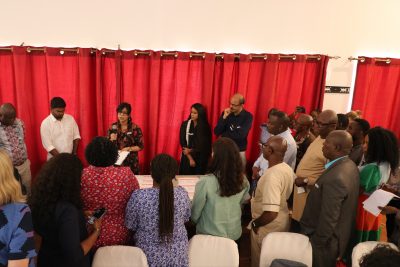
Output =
[{"x1": 88, "y1": 207, "x2": 106, "y2": 224}]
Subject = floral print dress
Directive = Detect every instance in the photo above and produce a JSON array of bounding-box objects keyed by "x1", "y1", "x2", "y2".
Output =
[
  {"x1": 81, "y1": 165, "x2": 139, "y2": 249},
  {"x1": 125, "y1": 186, "x2": 191, "y2": 267},
  {"x1": 109, "y1": 121, "x2": 144, "y2": 174}
]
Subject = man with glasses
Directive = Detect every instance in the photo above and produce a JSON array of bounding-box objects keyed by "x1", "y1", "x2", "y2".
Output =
[
  {"x1": 214, "y1": 93, "x2": 253, "y2": 167},
  {"x1": 292, "y1": 109, "x2": 337, "y2": 230},
  {"x1": 40, "y1": 97, "x2": 81, "y2": 160},
  {"x1": 250, "y1": 136, "x2": 295, "y2": 267}
]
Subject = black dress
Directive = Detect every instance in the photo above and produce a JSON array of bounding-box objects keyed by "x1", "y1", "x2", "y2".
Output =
[
  {"x1": 36, "y1": 201, "x2": 91, "y2": 267},
  {"x1": 179, "y1": 119, "x2": 211, "y2": 175}
]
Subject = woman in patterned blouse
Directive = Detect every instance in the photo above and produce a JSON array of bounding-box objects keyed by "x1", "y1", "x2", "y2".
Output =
[
  {"x1": 125, "y1": 154, "x2": 191, "y2": 267},
  {"x1": 109, "y1": 102, "x2": 144, "y2": 174},
  {"x1": 81, "y1": 137, "x2": 139, "y2": 250},
  {"x1": 0, "y1": 150, "x2": 36, "y2": 267}
]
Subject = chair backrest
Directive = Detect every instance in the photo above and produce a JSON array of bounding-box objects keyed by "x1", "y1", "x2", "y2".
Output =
[
  {"x1": 92, "y1": 246, "x2": 148, "y2": 267},
  {"x1": 188, "y1": 234, "x2": 239, "y2": 267},
  {"x1": 351, "y1": 241, "x2": 399, "y2": 267},
  {"x1": 259, "y1": 232, "x2": 312, "y2": 267}
]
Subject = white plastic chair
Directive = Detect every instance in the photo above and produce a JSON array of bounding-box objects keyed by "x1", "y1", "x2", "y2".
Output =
[
  {"x1": 259, "y1": 232, "x2": 312, "y2": 267},
  {"x1": 188, "y1": 234, "x2": 239, "y2": 267},
  {"x1": 92, "y1": 245, "x2": 148, "y2": 267},
  {"x1": 351, "y1": 241, "x2": 399, "y2": 267}
]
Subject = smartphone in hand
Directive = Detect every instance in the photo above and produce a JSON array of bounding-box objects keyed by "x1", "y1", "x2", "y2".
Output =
[{"x1": 88, "y1": 207, "x2": 106, "y2": 224}]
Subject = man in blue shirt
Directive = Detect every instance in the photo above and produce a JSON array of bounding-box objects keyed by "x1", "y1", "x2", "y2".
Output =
[{"x1": 214, "y1": 93, "x2": 253, "y2": 167}]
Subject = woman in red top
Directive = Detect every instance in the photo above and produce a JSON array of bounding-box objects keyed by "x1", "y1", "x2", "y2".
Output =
[{"x1": 81, "y1": 137, "x2": 139, "y2": 249}]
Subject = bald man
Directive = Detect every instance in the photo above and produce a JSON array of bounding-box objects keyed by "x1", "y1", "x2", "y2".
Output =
[
  {"x1": 292, "y1": 110, "x2": 338, "y2": 223},
  {"x1": 214, "y1": 93, "x2": 253, "y2": 167},
  {"x1": 250, "y1": 136, "x2": 295, "y2": 267},
  {"x1": 300, "y1": 131, "x2": 359, "y2": 267},
  {"x1": 0, "y1": 103, "x2": 31, "y2": 194},
  {"x1": 294, "y1": 114, "x2": 315, "y2": 170}
]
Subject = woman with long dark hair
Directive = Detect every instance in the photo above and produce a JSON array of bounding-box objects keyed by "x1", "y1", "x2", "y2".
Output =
[
  {"x1": 191, "y1": 137, "x2": 250, "y2": 240},
  {"x1": 29, "y1": 154, "x2": 102, "y2": 267},
  {"x1": 356, "y1": 127, "x2": 399, "y2": 243},
  {"x1": 109, "y1": 102, "x2": 144, "y2": 174},
  {"x1": 125, "y1": 154, "x2": 191, "y2": 267},
  {"x1": 179, "y1": 103, "x2": 211, "y2": 174}
]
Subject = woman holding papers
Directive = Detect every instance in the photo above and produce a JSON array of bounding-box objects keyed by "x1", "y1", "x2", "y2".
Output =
[
  {"x1": 356, "y1": 127, "x2": 399, "y2": 243},
  {"x1": 179, "y1": 103, "x2": 211, "y2": 175},
  {"x1": 109, "y1": 102, "x2": 144, "y2": 174},
  {"x1": 81, "y1": 137, "x2": 139, "y2": 249}
]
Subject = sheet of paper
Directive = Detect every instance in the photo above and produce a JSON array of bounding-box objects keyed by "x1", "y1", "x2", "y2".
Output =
[
  {"x1": 362, "y1": 189, "x2": 399, "y2": 217},
  {"x1": 297, "y1": 186, "x2": 306, "y2": 194},
  {"x1": 115, "y1": 150, "x2": 130, "y2": 165}
]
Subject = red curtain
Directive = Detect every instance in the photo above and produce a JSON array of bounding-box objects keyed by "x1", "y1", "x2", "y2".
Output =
[
  {"x1": 352, "y1": 57, "x2": 400, "y2": 138},
  {"x1": 0, "y1": 47, "x2": 328, "y2": 175}
]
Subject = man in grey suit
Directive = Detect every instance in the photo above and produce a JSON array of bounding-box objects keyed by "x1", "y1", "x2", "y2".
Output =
[{"x1": 300, "y1": 130, "x2": 360, "y2": 267}]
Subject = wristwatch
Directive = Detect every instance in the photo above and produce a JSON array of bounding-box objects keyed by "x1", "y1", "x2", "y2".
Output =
[{"x1": 251, "y1": 221, "x2": 257, "y2": 229}]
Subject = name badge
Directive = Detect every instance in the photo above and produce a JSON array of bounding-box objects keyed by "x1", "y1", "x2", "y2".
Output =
[{"x1": 127, "y1": 132, "x2": 132, "y2": 135}]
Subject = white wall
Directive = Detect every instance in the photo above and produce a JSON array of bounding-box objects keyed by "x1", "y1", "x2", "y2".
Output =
[{"x1": 2, "y1": 0, "x2": 400, "y2": 113}]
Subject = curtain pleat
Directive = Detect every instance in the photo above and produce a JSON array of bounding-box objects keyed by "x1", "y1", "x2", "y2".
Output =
[{"x1": 0, "y1": 47, "x2": 328, "y2": 175}]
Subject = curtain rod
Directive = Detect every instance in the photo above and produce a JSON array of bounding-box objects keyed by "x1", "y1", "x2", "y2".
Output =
[
  {"x1": 349, "y1": 56, "x2": 391, "y2": 64},
  {"x1": 0, "y1": 46, "x2": 339, "y2": 61}
]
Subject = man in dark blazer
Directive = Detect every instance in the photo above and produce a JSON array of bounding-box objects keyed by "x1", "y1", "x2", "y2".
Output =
[{"x1": 300, "y1": 130, "x2": 360, "y2": 267}]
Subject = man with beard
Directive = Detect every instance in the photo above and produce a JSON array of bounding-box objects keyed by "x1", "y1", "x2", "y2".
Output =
[{"x1": 40, "y1": 97, "x2": 81, "y2": 160}]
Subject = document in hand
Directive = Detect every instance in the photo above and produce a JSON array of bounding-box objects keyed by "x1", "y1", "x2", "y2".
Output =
[
  {"x1": 362, "y1": 189, "x2": 399, "y2": 217},
  {"x1": 115, "y1": 150, "x2": 130, "y2": 165}
]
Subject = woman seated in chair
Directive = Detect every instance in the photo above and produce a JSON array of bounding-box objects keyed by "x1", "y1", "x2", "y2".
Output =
[
  {"x1": 0, "y1": 150, "x2": 36, "y2": 267},
  {"x1": 29, "y1": 154, "x2": 102, "y2": 267},
  {"x1": 81, "y1": 137, "x2": 139, "y2": 249},
  {"x1": 125, "y1": 154, "x2": 191, "y2": 267},
  {"x1": 191, "y1": 137, "x2": 250, "y2": 241}
]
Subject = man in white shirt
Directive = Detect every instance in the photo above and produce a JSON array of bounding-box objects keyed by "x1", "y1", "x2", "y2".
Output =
[
  {"x1": 40, "y1": 97, "x2": 81, "y2": 159},
  {"x1": 253, "y1": 110, "x2": 297, "y2": 179}
]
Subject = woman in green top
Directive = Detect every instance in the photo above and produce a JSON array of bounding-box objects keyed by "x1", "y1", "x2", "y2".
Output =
[
  {"x1": 355, "y1": 127, "x2": 399, "y2": 242},
  {"x1": 191, "y1": 137, "x2": 250, "y2": 241}
]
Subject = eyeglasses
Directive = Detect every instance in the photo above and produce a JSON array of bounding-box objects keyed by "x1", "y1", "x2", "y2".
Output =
[
  {"x1": 118, "y1": 112, "x2": 129, "y2": 116},
  {"x1": 230, "y1": 102, "x2": 242, "y2": 107}
]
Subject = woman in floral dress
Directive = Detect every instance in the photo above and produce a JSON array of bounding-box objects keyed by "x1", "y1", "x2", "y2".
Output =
[
  {"x1": 81, "y1": 137, "x2": 139, "y2": 250},
  {"x1": 109, "y1": 102, "x2": 144, "y2": 174}
]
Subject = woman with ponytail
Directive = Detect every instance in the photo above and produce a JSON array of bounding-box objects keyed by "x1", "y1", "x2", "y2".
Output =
[{"x1": 125, "y1": 154, "x2": 191, "y2": 267}]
